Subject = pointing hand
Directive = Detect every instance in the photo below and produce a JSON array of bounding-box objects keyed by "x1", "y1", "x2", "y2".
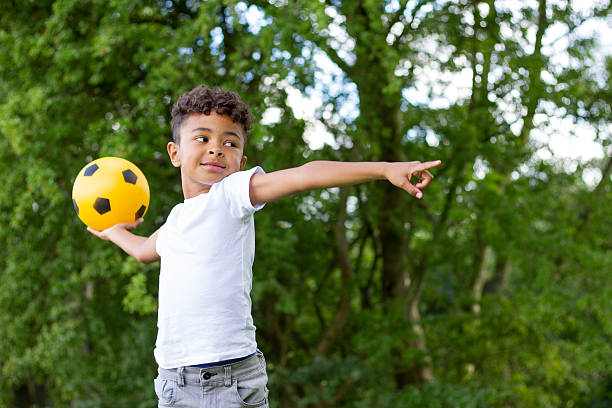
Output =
[{"x1": 384, "y1": 160, "x2": 442, "y2": 199}]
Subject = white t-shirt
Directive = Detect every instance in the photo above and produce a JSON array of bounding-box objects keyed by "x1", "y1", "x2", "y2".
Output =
[{"x1": 154, "y1": 166, "x2": 266, "y2": 369}]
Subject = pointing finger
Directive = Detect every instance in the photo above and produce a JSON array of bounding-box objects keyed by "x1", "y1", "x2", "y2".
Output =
[{"x1": 415, "y1": 160, "x2": 442, "y2": 171}]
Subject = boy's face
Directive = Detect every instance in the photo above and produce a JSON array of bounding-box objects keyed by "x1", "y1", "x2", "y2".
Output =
[{"x1": 167, "y1": 112, "x2": 247, "y2": 198}]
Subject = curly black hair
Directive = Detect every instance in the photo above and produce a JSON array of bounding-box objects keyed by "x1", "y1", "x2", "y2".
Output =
[{"x1": 170, "y1": 85, "x2": 254, "y2": 146}]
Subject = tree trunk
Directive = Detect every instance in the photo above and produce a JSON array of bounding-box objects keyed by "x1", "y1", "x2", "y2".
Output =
[
  {"x1": 472, "y1": 245, "x2": 493, "y2": 313},
  {"x1": 484, "y1": 257, "x2": 512, "y2": 295},
  {"x1": 316, "y1": 187, "x2": 354, "y2": 357}
]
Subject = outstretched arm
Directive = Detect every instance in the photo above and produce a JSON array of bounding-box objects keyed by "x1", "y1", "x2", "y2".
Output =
[
  {"x1": 249, "y1": 160, "x2": 442, "y2": 206},
  {"x1": 87, "y1": 218, "x2": 160, "y2": 264}
]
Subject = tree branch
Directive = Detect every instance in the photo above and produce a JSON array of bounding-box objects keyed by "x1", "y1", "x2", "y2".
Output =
[
  {"x1": 576, "y1": 154, "x2": 612, "y2": 234},
  {"x1": 314, "y1": 37, "x2": 354, "y2": 75},
  {"x1": 315, "y1": 186, "x2": 354, "y2": 357},
  {"x1": 518, "y1": 0, "x2": 548, "y2": 146},
  {"x1": 392, "y1": 0, "x2": 431, "y2": 49},
  {"x1": 386, "y1": 0, "x2": 410, "y2": 32},
  {"x1": 433, "y1": 162, "x2": 466, "y2": 240},
  {"x1": 405, "y1": 0, "x2": 429, "y2": 31}
]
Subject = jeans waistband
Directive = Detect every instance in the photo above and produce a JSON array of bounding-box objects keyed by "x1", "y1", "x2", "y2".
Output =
[{"x1": 157, "y1": 350, "x2": 264, "y2": 387}]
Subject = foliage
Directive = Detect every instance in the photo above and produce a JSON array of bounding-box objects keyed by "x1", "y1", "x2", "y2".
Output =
[{"x1": 0, "y1": 0, "x2": 610, "y2": 407}]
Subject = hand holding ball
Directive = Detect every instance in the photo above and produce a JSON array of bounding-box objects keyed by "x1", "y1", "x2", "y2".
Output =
[{"x1": 72, "y1": 157, "x2": 150, "y2": 231}]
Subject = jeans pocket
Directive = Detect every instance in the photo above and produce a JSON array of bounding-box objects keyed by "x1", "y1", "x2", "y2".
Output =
[
  {"x1": 256, "y1": 350, "x2": 267, "y2": 371},
  {"x1": 233, "y1": 370, "x2": 269, "y2": 407},
  {"x1": 154, "y1": 377, "x2": 176, "y2": 406}
]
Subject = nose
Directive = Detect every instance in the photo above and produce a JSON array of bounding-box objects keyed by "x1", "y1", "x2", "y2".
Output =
[{"x1": 208, "y1": 148, "x2": 223, "y2": 157}]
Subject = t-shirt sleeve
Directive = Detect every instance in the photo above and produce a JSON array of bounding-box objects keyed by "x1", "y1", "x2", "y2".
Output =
[
  {"x1": 155, "y1": 223, "x2": 165, "y2": 258},
  {"x1": 154, "y1": 203, "x2": 182, "y2": 258},
  {"x1": 220, "y1": 166, "x2": 266, "y2": 218}
]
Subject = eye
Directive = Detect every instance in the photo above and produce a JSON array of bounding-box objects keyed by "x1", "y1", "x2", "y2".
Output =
[
  {"x1": 195, "y1": 136, "x2": 208, "y2": 143},
  {"x1": 224, "y1": 141, "x2": 237, "y2": 147}
]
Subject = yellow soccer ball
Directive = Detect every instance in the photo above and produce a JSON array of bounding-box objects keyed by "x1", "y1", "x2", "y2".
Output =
[{"x1": 72, "y1": 157, "x2": 150, "y2": 231}]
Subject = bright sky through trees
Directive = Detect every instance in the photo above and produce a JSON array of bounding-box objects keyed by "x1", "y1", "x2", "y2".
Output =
[{"x1": 258, "y1": 0, "x2": 610, "y2": 179}]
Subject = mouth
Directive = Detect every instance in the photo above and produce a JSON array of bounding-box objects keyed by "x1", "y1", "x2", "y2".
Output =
[{"x1": 201, "y1": 161, "x2": 226, "y2": 171}]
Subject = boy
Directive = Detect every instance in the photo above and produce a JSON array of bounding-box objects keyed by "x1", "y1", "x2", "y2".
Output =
[{"x1": 88, "y1": 85, "x2": 441, "y2": 407}]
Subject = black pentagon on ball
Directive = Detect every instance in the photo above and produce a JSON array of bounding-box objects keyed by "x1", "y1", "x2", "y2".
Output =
[
  {"x1": 83, "y1": 163, "x2": 99, "y2": 176},
  {"x1": 93, "y1": 197, "x2": 111, "y2": 215},
  {"x1": 135, "y1": 205, "x2": 146, "y2": 219},
  {"x1": 122, "y1": 169, "x2": 138, "y2": 184},
  {"x1": 73, "y1": 199, "x2": 79, "y2": 215}
]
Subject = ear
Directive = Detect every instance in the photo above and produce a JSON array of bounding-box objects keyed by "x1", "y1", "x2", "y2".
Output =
[
  {"x1": 167, "y1": 142, "x2": 181, "y2": 167},
  {"x1": 240, "y1": 155, "x2": 247, "y2": 170}
]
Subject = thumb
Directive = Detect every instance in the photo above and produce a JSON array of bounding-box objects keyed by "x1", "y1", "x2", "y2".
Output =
[
  {"x1": 87, "y1": 226, "x2": 100, "y2": 236},
  {"x1": 399, "y1": 178, "x2": 423, "y2": 199},
  {"x1": 87, "y1": 226, "x2": 108, "y2": 240}
]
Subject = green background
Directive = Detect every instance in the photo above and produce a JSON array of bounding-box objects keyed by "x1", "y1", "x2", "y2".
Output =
[{"x1": 1, "y1": 1, "x2": 610, "y2": 407}]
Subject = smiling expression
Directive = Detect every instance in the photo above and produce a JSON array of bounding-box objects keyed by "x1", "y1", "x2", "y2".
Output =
[{"x1": 167, "y1": 112, "x2": 247, "y2": 199}]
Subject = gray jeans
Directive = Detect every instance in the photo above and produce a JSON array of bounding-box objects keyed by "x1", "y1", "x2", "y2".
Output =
[{"x1": 154, "y1": 351, "x2": 269, "y2": 407}]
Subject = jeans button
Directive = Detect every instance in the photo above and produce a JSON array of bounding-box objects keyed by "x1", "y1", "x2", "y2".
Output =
[{"x1": 203, "y1": 372, "x2": 212, "y2": 380}]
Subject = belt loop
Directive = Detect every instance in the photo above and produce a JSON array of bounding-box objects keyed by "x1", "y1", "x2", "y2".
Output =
[
  {"x1": 224, "y1": 365, "x2": 231, "y2": 387},
  {"x1": 177, "y1": 366, "x2": 185, "y2": 387}
]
